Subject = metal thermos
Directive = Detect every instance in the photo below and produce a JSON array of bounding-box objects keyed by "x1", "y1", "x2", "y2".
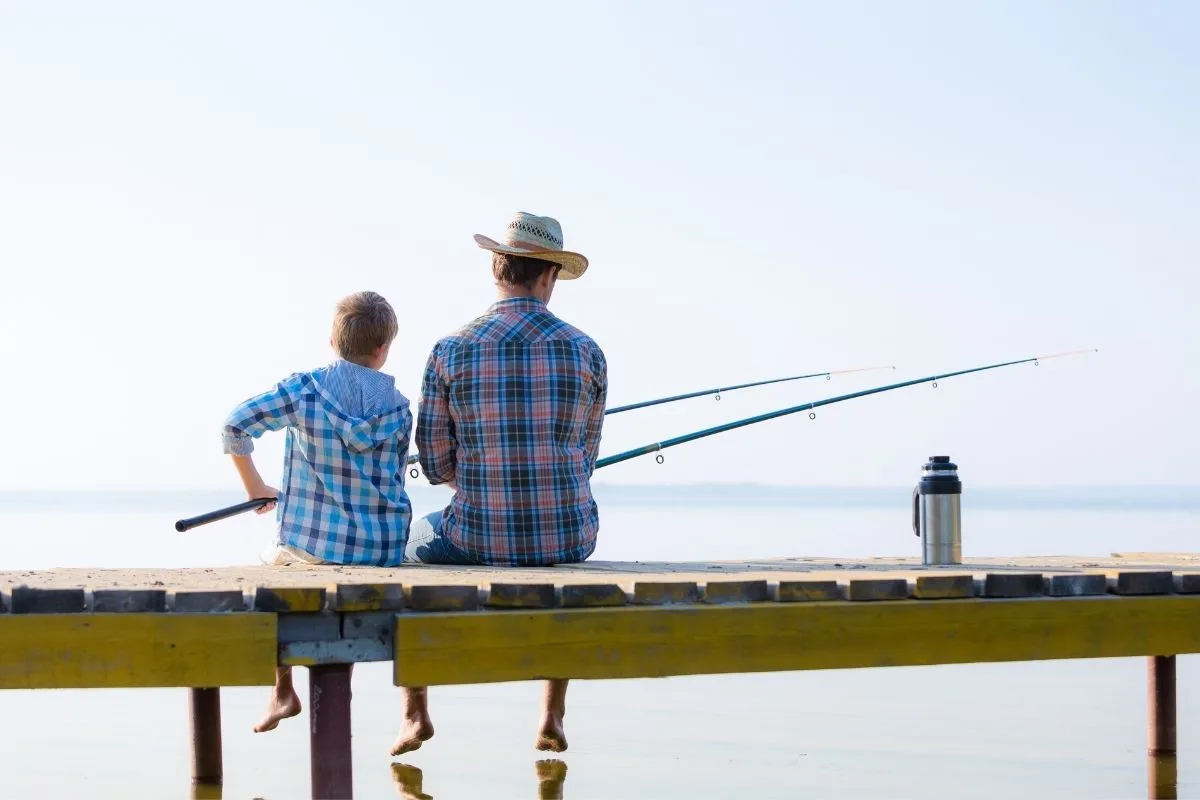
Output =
[{"x1": 912, "y1": 456, "x2": 962, "y2": 565}]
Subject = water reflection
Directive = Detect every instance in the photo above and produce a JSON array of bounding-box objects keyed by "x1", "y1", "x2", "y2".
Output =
[
  {"x1": 391, "y1": 764, "x2": 433, "y2": 800},
  {"x1": 391, "y1": 760, "x2": 568, "y2": 799},
  {"x1": 189, "y1": 782, "x2": 222, "y2": 799},
  {"x1": 1148, "y1": 753, "x2": 1177, "y2": 800},
  {"x1": 535, "y1": 759, "x2": 568, "y2": 800}
]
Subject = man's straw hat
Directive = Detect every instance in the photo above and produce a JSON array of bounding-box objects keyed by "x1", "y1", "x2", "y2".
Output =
[{"x1": 473, "y1": 212, "x2": 588, "y2": 280}]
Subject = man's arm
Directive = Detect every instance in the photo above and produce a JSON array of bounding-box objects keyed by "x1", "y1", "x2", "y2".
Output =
[
  {"x1": 222, "y1": 377, "x2": 300, "y2": 510},
  {"x1": 415, "y1": 344, "x2": 457, "y2": 486},
  {"x1": 583, "y1": 344, "x2": 608, "y2": 475}
]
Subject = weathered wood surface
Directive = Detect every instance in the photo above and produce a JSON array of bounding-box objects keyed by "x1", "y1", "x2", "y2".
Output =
[
  {"x1": 1, "y1": 553, "x2": 1197, "y2": 593},
  {"x1": 394, "y1": 595, "x2": 1200, "y2": 687},
  {"x1": 0, "y1": 613, "x2": 277, "y2": 689},
  {"x1": 0, "y1": 554, "x2": 1197, "y2": 687}
]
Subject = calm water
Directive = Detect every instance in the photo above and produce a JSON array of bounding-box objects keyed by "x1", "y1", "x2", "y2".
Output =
[{"x1": 0, "y1": 485, "x2": 1197, "y2": 799}]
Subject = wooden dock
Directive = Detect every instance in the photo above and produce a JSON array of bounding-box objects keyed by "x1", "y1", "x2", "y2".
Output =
[{"x1": 1, "y1": 552, "x2": 1197, "y2": 798}]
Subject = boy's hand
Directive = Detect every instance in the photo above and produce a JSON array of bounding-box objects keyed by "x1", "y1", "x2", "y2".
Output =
[
  {"x1": 231, "y1": 454, "x2": 278, "y2": 514},
  {"x1": 249, "y1": 484, "x2": 280, "y2": 514}
]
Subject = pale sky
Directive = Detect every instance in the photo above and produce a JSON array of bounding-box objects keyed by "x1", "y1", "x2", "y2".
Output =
[{"x1": 1, "y1": 1, "x2": 1196, "y2": 491}]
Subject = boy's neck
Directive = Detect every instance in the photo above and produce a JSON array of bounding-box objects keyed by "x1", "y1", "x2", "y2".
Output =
[{"x1": 341, "y1": 355, "x2": 382, "y2": 371}]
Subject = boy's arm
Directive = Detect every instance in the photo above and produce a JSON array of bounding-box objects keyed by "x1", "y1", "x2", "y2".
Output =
[
  {"x1": 222, "y1": 378, "x2": 300, "y2": 508},
  {"x1": 583, "y1": 344, "x2": 608, "y2": 476},
  {"x1": 415, "y1": 344, "x2": 457, "y2": 486}
]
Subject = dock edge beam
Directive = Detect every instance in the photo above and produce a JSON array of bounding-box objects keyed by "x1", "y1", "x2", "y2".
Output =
[{"x1": 309, "y1": 664, "x2": 354, "y2": 800}]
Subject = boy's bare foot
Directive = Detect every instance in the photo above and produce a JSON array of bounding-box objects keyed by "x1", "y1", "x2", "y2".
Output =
[
  {"x1": 254, "y1": 687, "x2": 301, "y2": 732},
  {"x1": 390, "y1": 715, "x2": 435, "y2": 755},
  {"x1": 535, "y1": 712, "x2": 567, "y2": 752},
  {"x1": 390, "y1": 763, "x2": 433, "y2": 800},
  {"x1": 536, "y1": 759, "x2": 568, "y2": 800}
]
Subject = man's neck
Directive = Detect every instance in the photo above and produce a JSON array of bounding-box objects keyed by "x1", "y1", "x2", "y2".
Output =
[{"x1": 496, "y1": 284, "x2": 546, "y2": 303}]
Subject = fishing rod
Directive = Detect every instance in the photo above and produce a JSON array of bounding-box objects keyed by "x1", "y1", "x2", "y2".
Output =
[
  {"x1": 401, "y1": 362, "x2": 895, "y2": 469},
  {"x1": 177, "y1": 363, "x2": 894, "y2": 530},
  {"x1": 176, "y1": 351, "x2": 1092, "y2": 530},
  {"x1": 593, "y1": 349, "x2": 1097, "y2": 470},
  {"x1": 604, "y1": 364, "x2": 896, "y2": 415},
  {"x1": 175, "y1": 498, "x2": 274, "y2": 532}
]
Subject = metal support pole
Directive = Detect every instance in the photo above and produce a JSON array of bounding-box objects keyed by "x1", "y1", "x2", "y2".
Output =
[
  {"x1": 1148, "y1": 656, "x2": 1177, "y2": 800},
  {"x1": 309, "y1": 664, "x2": 354, "y2": 800},
  {"x1": 1149, "y1": 656, "x2": 1177, "y2": 755},
  {"x1": 188, "y1": 688, "x2": 223, "y2": 786}
]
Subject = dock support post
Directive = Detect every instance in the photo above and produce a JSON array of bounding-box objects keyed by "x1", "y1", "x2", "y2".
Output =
[
  {"x1": 1149, "y1": 655, "x2": 1176, "y2": 755},
  {"x1": 188, "y1": 688, "x2": 223, "y2": 786},
  {"x1": 1148, "y1": 656, "x2": 1177, "y2": 800},
  {"x1": 309, "y1": 664, "x2": 353, "y2": 800}
]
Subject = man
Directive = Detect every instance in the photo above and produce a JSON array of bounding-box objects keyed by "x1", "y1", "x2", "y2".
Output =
[{"x1": 394, "y1": 212, "x2": 607, "y2": 755}]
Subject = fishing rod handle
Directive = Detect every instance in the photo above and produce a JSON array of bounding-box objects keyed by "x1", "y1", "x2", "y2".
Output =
[{"x1": 175, "y1": 498, "x2": 274, "y2": 532}]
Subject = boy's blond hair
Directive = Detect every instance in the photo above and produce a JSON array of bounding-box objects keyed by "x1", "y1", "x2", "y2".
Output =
[{"x1": 332, "y1": 291, "x2": 398, "y2": 363}]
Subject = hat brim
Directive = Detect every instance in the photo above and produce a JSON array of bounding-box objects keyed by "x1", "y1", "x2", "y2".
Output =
[{"x1": 474, "y1": 234, "x2": 588, "y2": 280}]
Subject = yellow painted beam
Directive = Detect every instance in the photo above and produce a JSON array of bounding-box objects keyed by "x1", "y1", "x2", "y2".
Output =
[
  {"x1": 394, "y1": 596, "x2": 1200, "y2": 686},
  {"x1": 0, "y1": 613, "x2": 277, "y2": 690}
]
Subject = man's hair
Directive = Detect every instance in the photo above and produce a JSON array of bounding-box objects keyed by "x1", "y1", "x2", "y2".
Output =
[
  {"x1": 332, "y1": 291, "x2": 398, "y2": 362},
  {"x1": 492, "y1": 253, "x2": 560, "y2": 289}
]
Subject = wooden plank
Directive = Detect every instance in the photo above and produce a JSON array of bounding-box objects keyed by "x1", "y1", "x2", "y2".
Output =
[
  {"x1": 561, "y1": 584, "x2": 627, "y2": 607},
  {"x1": 333, "y1": 584, "x2": 405, "y2": 612},
  {"x1": 253, "y1": 587, "x2": 326, "y2": 613},
  {"x1": 632, "y1": 582, "x2": 701, "y2": 605},
  {"x1": 93, "y1": 590, "x2": 167, "y2": 613},
  {"x1": 486, "y1": 583, "x2": 558, "y2": 609},
  {"x1": 406, "y1": 585, "x2": 479, "y2": 612},
  {"x1": 10, "y1": 587, "x2": 85, "y2": 614},
  {"x1": 1177, "y1": 574, "x2": 1200, "y2": 594},
  {"x1": 0, "y1": 613, "x2": 277, "y2": 689},
  {"x1": 282, "y1": 639, "x2": 391, "y2": 665},
  {"x1": 847, "y1": 579, "x2": 908, "y2": 602},
  {"x1": 2, "y1": 556, "x2": 1199, "y2": 593},
  {"x1": 393, "y1": 596, "x2": 1200, "y2": 687},
  {"x1": 277, "y1": 613, "x2": 340, "y2": 644},
  {"x1": 173, "y1": 590, "x2": 247, "y2": 612},
  {"x1": 704, "y1": 580, "x2": 769, "y2": 604},
  {"x1": 982, "y1": 573, "x2": 1044, "y2": 598},
  {"x1": 777, "y1": 580, "x2": 841, "y2": 602},
  {"x1": 1109, "y1": 571, "x2": 1175, "y2": 596},
  {"x1": 1045, "y1": 574, "x2": 1107, "y2": 597},
  {"x1": 913, "y1": 575, "x2": 974, "y2": 600}
]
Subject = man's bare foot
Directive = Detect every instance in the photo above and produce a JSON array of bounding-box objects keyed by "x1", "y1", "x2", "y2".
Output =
[
  {"x1": 253, "y1": 685, "x2": 301, "y2": 733},
  {"x1": 390, "y1": 715, "x2": 435, "y2": 756},
  {"x1": 536, "y1": 759, "x2": 568, "y2": 800},
  {"x1": 535, "y1": 713, "x2": 567, "y2": 752},
  {"x1": 390, "y1": 763, "x2": 433, "y2": 800}
]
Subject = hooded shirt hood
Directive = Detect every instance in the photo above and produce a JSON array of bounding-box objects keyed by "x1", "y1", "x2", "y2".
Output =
[{"x1": 308, "y1": 360, "x2": 410, "y2": 453}]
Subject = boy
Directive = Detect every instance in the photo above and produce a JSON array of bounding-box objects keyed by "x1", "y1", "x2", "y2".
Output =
[{"x1": 222, "y1": 290, "x2": 412, "y2": 732}]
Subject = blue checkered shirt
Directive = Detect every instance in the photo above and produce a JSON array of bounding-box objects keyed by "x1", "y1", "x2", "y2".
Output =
[
  {"x1": 222, "y1": 360, "x2": 413, "y2": 565},
  {"x1": 416, "y1": 296, "x2": 607, "y2": 566}
]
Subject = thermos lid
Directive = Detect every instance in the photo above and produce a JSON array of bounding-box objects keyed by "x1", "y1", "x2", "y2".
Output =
[{"x1": 919, "y1": 455, "x2": 961, "y2": 494}]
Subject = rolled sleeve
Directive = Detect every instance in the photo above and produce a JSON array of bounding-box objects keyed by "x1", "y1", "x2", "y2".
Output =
[
  {"x1": 222, "y1": 376, "x2": 300, "y2": 455},
  {"x1": 415, "y1": 344, "x2": 457, "y2": 485}
]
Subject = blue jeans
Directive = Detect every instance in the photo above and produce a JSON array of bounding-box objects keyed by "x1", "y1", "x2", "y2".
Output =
[{"x1": 403, "y1": 510, "x2": 482, "y2": 565}]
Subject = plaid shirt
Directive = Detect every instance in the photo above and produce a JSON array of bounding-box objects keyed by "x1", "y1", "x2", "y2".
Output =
[
  {"x1": 416, "y1": 297, "x2": 607, "y2": 566},
  {"x1": 222, "y1": 360, "x2": 413, "y2": 565}
]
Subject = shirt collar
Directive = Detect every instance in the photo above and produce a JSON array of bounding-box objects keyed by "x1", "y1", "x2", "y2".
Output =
[{"x1": 488, "y1": 296, "x2": 546, "y2": 314}]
